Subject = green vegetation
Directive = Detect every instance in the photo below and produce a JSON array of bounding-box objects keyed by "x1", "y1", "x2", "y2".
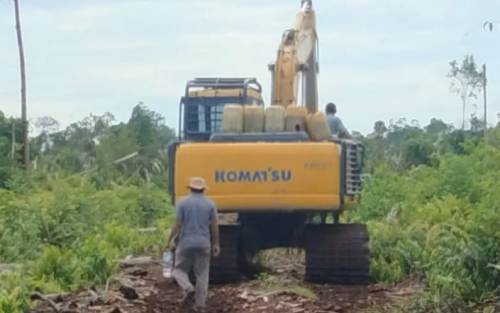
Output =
[
  {"x1": 0, "y1": 104, "x2": 175, "y2": 313},
  {"x1": 352, "y1": 119, "x2": 500, "y2": 311},
  {"x1": 0, "y1": 181, "x2": 174, "y2": 312},
  {"x1": 1, "y1": 101, "x2": 500, "y2": 312}
]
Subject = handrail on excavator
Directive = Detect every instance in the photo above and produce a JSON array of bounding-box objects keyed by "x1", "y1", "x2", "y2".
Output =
[{"x1": 184, "y1": 78, "x2": 262, "y2": 98}]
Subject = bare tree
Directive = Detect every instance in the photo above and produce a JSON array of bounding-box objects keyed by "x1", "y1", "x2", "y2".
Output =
[
  {"x1": 14, "y1": 0, "x2": 29, "y2": 167},
  {"x1": 11, "y1": 120, "x2": 16, "y2": 160},
  {"x1": 447, "y1": 55, "x2": 484, "y2": 130}
]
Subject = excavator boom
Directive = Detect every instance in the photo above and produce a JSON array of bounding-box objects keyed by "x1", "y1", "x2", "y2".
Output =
[{"x1": 271, "y1": 0, "x2": 319, "y2": 113}]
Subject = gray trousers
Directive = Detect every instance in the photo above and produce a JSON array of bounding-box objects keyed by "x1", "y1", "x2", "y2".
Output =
[{"x1": 172, "y1": 246, "x2": 211, "y2": 307}]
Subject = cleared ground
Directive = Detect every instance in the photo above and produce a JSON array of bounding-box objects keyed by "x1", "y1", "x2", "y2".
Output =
[{"x1": 31, "y1": 251, "x2": 423, "y2": 313}]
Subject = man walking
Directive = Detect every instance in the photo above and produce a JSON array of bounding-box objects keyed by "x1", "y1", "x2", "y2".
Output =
[
  {"x1": 166, "y1": 177, "x2": 220, "y2": 311},
  {"x1": 325, "y1": 102, "x2": 352, "y2": 139}
]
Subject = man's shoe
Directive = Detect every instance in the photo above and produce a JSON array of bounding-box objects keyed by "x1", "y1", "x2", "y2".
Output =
[
  {"x1": 193, "y1": 305, "x2": 206, "y2": 313},
  {"x1": 178, "y1": 288, "x2": 194, "y2": 305}
]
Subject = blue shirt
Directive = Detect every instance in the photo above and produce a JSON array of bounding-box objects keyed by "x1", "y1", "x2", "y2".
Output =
[
  {"x1": 327, "y1": 114, "x2": 348, "y2": 136},
  {"x1": 176, "y1": 193, "x2": 218, "y2": 249}
]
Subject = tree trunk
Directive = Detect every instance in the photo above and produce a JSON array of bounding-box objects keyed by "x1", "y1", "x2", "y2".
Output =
[
  {"x1": 461, "y1": 97, "x2": 466, "y2": 130},
  {"x1": 460, "y1": 85, "x2": 468, "y2": 130},
  {"x1": 483, "y1": 64, "x2": 487, "y2": 131},
  {"x1": 14, "y1": 0, "x2": 29, "y2": 168},
  {"x1": 11, "y1": 120, "x2": 16, "y2": 160}
]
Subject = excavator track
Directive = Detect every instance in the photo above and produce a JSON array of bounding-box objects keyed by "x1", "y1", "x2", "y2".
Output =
[
  {"x1": 209, "y1": 225, "x2": 241, "y2": 284},
  {"x1": 304, "y1": 223, "x2": 370, "y2": 284}
]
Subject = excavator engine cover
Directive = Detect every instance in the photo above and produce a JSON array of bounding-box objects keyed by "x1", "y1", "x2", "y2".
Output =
[{"x1": 173, "y1": 142, "x2": 341, "y2": 212}]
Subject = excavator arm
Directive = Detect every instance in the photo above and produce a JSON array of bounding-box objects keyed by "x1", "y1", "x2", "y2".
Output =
[{"x1": 270, "y1": 0, "x2": 319, "y2": 113}]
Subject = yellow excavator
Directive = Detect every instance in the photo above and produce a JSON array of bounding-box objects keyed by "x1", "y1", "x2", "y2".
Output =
[{"x1": 168, "y1": 0, "x2": 369, "y2": 284}]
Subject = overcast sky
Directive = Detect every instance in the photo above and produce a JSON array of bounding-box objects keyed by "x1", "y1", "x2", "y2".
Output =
[{"x1": 0, "y1": 0, "x2": 499, "y2": 134}]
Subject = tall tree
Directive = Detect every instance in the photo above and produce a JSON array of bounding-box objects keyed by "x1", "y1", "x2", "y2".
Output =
[
  {"x1": 14, "y1": 0, "x2": 29, "y2": 167},
  {"x1": 447, "y1": 55, "x2": 484, "y2": 130},
  {"x1": 373, "y1": 121, "x2": 387, "y2": 137}
]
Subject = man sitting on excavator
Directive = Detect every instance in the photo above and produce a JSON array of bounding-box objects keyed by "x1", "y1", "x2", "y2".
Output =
[{"x1": 326, "y1": 102, "x2": 352, "y2": 139}]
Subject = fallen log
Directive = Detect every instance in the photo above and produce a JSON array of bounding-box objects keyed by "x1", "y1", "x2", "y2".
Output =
[
  {"x1": 0, "y1": 263, "x2": 18, "y2": 273},
  {"x1": 31, "y1": 292, "x2": 61, "y2": 313},
  {"x1": 119, "y1": 256, "x2": 155, "y2": 268}
]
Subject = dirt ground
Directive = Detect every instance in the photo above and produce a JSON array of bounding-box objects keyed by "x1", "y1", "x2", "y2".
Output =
[{"x1": 31, "y1": 253, "x2": 425, "y2": 313}]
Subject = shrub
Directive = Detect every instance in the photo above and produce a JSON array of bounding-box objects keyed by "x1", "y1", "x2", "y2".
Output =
[
  {"x1": 355, "y1": 138, "x2": 500, "y2": 309},
  {"x1": 32, "y1": 246, "x2": 78, "y2": 291},
  {"x1": 77, "y1": 235, "x2": 120, "y2": 286}
]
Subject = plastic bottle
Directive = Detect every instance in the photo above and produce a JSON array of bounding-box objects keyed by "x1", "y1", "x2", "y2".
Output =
[{"x1": 162, "y1": 251, "x2": 174, "y2": 278}]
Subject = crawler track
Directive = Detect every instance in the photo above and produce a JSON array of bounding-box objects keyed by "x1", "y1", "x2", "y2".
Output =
[
  {"x1": 304, "y1": 224, "x2": 370, "y2": 284},
  {"x1": 209, "y1": 225, "x2": 241, "y2": 283}
]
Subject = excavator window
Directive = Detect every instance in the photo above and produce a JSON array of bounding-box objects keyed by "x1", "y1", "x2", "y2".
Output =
[{"x1": 179, "y1": 78, "x2": 263, "y2": 141}]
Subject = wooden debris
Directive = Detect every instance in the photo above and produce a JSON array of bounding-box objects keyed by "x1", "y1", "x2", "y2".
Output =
[
  {"x1": 105, "y1": 307, "x2": 122, "y2": 313},
  {"x1": 137, "y1": 227, "x2": 156, "y2": 233},
  {"x1": 31, "y1": 292, "x2": 61, "y2": 313},
  {"x1": 119, "y1": 256, "x2": 154, "y2": 268},
  {"x1": 31, "y1": 254, "x2": 425, "y2": 313},
  {"x1": 0, "y1": 263, "x2": 18, "y2": 273},
  {"x1": 118, "y1": 283, "x2": 139, "y2": 300}
]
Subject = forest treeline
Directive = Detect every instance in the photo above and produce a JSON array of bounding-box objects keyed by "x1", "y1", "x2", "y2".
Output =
[
  {"x1": 1, "y1": 105, "x2": 499, "y2": 312},
  {"x1": 0, "y1": 104, "x2": 176, "y2": 189}
]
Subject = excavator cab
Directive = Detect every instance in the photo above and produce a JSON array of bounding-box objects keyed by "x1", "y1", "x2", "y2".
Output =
[{"x1": 179, "y1": 78, "x2": 263, "y2": 141}]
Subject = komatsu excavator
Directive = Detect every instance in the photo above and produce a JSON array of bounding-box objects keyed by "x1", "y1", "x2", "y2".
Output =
[{"x1": 168, "y1": 0, "x2": 369, "y2": 284}]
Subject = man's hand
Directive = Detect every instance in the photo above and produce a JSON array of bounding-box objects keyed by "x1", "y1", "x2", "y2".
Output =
[
  {"x1": 212, "y1": 244, "x2": 221, "y2": 257},
  {"x1": 166, "y1": 220, "x2": 182, "y2": 252},
  {"x1": 210, "y1": 214, "x2": 220, "y2": 257}
]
